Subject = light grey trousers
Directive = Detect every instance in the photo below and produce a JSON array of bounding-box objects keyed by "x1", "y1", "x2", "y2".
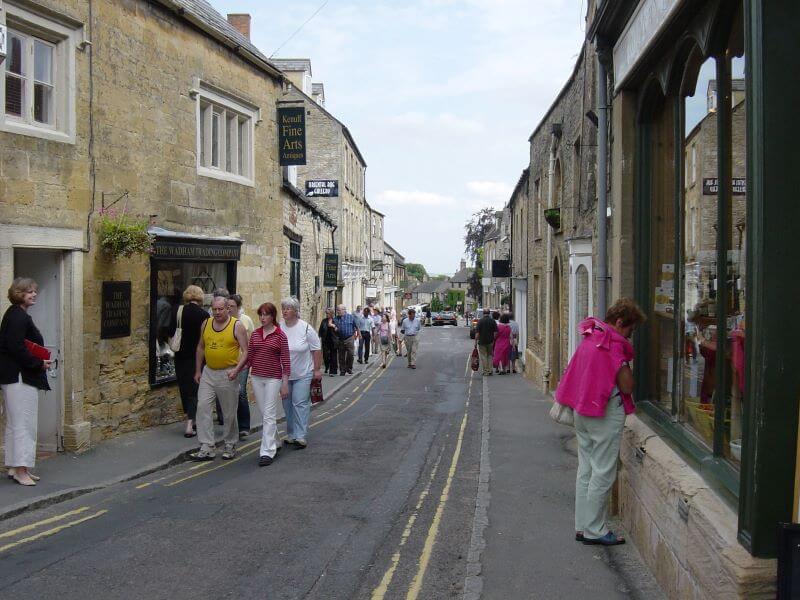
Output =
[
  {"x1": 574, "y1": 397, "x2": 626, "y2": 539},
  {"x1": 404, "y1": 336, "x2": 419, "y2": 366},
  {"x1": 197, "y1": 366, "x2": 239, "y2": 451}
]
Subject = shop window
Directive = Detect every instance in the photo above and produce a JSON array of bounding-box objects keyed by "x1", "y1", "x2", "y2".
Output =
[{"x1": 1, "y1": 3, "x2": 79, "y2": 143}]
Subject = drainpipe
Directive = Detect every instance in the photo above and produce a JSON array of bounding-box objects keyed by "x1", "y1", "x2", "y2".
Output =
[
  {"x1": 596, "y1": 50, "x2": 609, "y2": 318},
  {"x1": 543, "y1": 133, "x2": 558, "y2": 390}
]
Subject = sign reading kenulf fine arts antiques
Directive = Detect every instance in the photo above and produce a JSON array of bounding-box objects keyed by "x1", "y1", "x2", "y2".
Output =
[
  {"x1": 101, "y1": 281, "x2": 131, "y2": 339},
  {"x1": 323, "y1": 253, "x2": 339, "y2": 287},
  {"x1": 702, "y1": 178, "x2": 746, "y2": 196},
  {"x1": 278, "y1": 106, "x2": 306, "y2": 166},
  {"x1": 305, "y1": 180, "x2": 339, "y2": 197}
]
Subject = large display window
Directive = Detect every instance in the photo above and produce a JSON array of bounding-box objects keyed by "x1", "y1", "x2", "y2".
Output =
[{"x1": 148, "y1": 235, "x2": 240, "y2": 385}]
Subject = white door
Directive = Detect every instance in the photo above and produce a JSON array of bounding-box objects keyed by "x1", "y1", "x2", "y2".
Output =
[{"x1": 14, "y1": 249, "x2": 63, "y2": 452}]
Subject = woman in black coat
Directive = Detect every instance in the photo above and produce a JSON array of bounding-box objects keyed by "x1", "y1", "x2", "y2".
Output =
[
  {"x1": 0, "y1": 278, "x2": 52, "y2": 486},
  {"x1": 318, "y1": 307, "x2": 338, "y2": 377}
]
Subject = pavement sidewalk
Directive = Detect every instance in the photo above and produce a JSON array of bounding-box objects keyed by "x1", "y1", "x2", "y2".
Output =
[
  {"x1": 471, "y1": 372, "x2": 665, "y2": 600},
  {"x1": 0, "y1": 359, "x2": 377, "y2": 522}
]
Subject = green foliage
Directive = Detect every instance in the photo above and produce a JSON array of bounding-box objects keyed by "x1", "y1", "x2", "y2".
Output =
[
  {"x1": 405, "y1": 263, "x2": 428, "y2": 281},
  {"x1": 446, "y1": 289, "x2": 466, "y2": 311},
  {"x1": 430, "y1": 296, "x2": 444, "y2": 312},
  {"x1": 467, "y1": 247, "x2": 484, "y2": 301},
  {"x1": 429, "y1": 274, "x2": 448, "y2": 281},
  {"x1": 463, "y1": 207, "x2": 496, "y2": 263},
  {"x1": 97, "y1": 210, "x2": 153, "y2": 259}
]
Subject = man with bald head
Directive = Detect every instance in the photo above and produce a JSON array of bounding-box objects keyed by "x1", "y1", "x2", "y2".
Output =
[{"x1": 334, "y1": 304, "x2": 359, "y2": 376}]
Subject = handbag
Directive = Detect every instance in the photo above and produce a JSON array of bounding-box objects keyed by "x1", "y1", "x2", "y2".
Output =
[
  {"x1": 169, "y1": 305, "x2": 184, "y2": 352},
  {"x1": 470, "y1": 346, "x2": 480, "y2": 372},
  {"x1": 310, "y1": 377, "x2": 324, "y2": 404},
  {"x1": 549, "y1": 399, "x2": 575, "y2": 427}
]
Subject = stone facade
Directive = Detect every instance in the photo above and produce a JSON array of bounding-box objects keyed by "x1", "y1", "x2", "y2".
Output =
[{"x1": 0, "y1": 0, "x2": 286, "y2": 449}]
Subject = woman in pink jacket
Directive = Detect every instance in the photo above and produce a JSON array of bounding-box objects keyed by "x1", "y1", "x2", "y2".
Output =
[{"x1": 555, "y1": 298, "x2": 645, "y2": 546}]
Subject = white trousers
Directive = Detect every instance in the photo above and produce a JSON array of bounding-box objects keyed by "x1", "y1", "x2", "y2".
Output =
[
  {"x1": 251, "y1": 376, "x2": 281, "y2": 458},
  {"x1": 1, "y1": 377, "x2": 39, "y2": 468}
]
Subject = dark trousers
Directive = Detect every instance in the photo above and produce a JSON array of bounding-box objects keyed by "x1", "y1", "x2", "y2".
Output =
[
  {"x1": 237, "y1": 368, "x2": 250, "y2": 432},
  {"x1": 323, "y1": 340, "x2": 338, "y2": 374},
  {"x1": 175, "y1": 357, "x2": 198, "y2": 420},
  {"x1": 358, "y1": 330, "x2": 371, "y2": 362},
  {"x1": 337, "y1": 335, "x2": 355, "y2": 373}
]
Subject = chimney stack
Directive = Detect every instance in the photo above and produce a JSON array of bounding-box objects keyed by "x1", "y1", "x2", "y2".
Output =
[
  {"x1": 460, "y1": 258, "x2": 467, "y2": 271},
  {"x1": 227, "y1": 14, "x2": 251, "y2": 40}
]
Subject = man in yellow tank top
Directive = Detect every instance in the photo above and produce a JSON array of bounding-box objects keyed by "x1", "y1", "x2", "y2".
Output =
[{"x1": 190, "y1": 296, "x2": 249, "y2": 461}]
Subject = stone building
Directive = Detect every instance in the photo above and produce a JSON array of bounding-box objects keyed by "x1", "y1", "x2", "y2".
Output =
[
  {"x1": 384, "y1": 241, "x2": 405, "y2": 314},
  {"x1": 508, "y1": 168, "x2": 529, "y2": 357},
  {"x1": 448, "y1": 259, "x2": 476, "y2": 313},
  {"x1": 522, "y1": 40, "x2": 598, "y2": 392},
  {"x1": 280, "y1": 178, "x2": 337, "y2": 326},
  {"x1": 366, "y1": 207, "x2": 386, "y2": 307},
  {"x1": 273, "y1": 58, "x2": 370, "y2": 312},
  {"x1": 481, "y1": 209, "x2": 510, "y2": 310},
  {"x1": 0, "y1": 0, "x2": 287, "y2": 451}
]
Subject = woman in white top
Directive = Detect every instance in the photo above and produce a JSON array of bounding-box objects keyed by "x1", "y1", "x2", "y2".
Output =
[{"x1": 280, "y1": 298, "x2": 323, "y2": 449}]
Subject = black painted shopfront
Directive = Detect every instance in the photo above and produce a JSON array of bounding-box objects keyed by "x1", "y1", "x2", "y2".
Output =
[
  {"x1": 592, "y1": 0, "x2": 800, "y2": 559},
  {"x1": 148, "y1": 230, "x2": 242, "y2": 386}
]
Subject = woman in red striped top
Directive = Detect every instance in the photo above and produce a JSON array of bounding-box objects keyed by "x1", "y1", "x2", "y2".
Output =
[{"x1": 237, "y1": 302, "x2": 290, "y2": 466}]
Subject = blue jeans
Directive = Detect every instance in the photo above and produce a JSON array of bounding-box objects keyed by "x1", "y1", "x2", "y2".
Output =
[
  {"x1": 284, "y1": 375, "x2": 312, "y2": 442},
  {"x1": 237, "y1": 368, "x2": 251, "y2": 432}
]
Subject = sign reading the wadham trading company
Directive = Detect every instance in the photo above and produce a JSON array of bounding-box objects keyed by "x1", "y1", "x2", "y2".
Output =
[
  {"x1": 151, "y1": 240, "x2": 241, "y2": 261},
  {"x1": 305, "y1": 180, "x2": 339, "y2": 197},
  {"x1": 101, "y1": 281, "x2": 131, "y2": 339},
  {"x1": 702, "y1": 178, "x2": 746, "y2": 196},
  {"x1": 278, "y1": 106, "x2": 306, "y2": 166},
  {"x1": 323, "y1": 253, "x2": 339, "y2": 287}
]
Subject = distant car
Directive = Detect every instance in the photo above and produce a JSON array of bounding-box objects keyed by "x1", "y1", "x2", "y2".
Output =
[
  {"x1": 469, "y1": 308, "x2": 485, "y2": 338},
  {"x1": 433, "y1": 311, "x2": 458, "y2": 326}
]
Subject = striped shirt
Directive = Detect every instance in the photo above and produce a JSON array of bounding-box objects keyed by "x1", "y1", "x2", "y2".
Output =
[
  {"x1": 334, "y1": 313, "x2": 358, "y2": 339},
  {"x1": 246, "y1": 325, "x2": 290, "y2": 379}
]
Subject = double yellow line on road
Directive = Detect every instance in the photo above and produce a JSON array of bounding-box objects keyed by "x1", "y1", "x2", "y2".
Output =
[{"x1": 0, "y1": 506, "x2": 108, "y2": 554}]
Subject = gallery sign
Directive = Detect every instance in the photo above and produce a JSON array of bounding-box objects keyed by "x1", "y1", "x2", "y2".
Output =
[
  {"x1": 702, "y1": 178, "x2": 746, "y2": 196},
  {"x1": 101, "y1": 281, "x2": 131, "y2": 339},
  {"x1": 306, "y1": 180, "x2": 339, "y2": 197},
  {"x1": 323, "y1": 253, "x2": 339, "y2": 287},
  {"x1": 278, "y1": 106, "x2": 306, "y2": 166}
]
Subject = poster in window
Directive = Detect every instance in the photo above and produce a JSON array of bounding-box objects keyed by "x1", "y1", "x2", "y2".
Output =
[{"x1": 278, "y1": 106, "x2": 306, "y2": 166}]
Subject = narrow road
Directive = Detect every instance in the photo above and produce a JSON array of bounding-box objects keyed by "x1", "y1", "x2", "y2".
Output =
[{"x1": 0, "y1": 323, "x2": 482, "y2": 599}]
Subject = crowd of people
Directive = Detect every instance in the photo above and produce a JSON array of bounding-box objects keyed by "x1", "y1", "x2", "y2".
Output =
[{"x1": 473, "y1": 310, "x2": 522, "y2": 376}]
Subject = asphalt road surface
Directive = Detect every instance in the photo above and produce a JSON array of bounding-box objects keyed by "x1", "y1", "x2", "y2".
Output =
[{"x1": 0, "y1": 324, "x2": 482, "y2": 599}]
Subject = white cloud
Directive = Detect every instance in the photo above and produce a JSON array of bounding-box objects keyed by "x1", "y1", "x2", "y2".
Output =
[
  {"x1": 466, "y1": 181, "x2": 513, "y2": 201},
  {"x1": 374, "y1": 190, "x2": 456, "y2": 207},
  {"x1": 390, "y1": 111, "x2": 485, "y2": 134}
]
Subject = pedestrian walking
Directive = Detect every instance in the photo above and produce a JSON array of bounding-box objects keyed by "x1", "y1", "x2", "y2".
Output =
[
  {"x1": 169, "y1": 285, "x2": 208, "y2": 438},
  {"x1": 370, "y1": 307, "x2": 381, "y2": 355},
  {"x1": 190, "y1": 296, "x2": 248, "y2": 461},
  {"x1": 228, "y1": 294, "x2": 255, "y2": 439},
  {"x1": 493, "y1": 313, "x2": 513, "y2": 374},
  {"x1": 238, "y1": 302, "x2": 289, "y2": 466},
  {"x1": 334, "y1": 304, "x2": 358, "y2": 375},
  {"x1": 280, "y1": 298, "x2": 323, "y2": 450},
  {"x1": 0, "y1": 278, "x2": 53, "y2": 486},
  {"x1": 474, "y1": 310, "x2": 497, "y2": 376},
  {"x1": 389, "y1": 308, "x2": 400, "y2": 356},
  {"x1": 555, "y1": 298, "x2": 645, "y2": 546},
  {"x1": 357, "y1": 307, "x2": 372, "y2": 364},
  {"x1": 508, "y1": 312, "x2": 520, "y2": 374},
  {"x1": 318, "y1": 308, "x2": 338, "y2": 376},
  {"x1": 377, "y1": 313, "x2": 392, "y2": 368},
  {"x1": 400, "y1": 308, "x2": 422, "y2": 368}
]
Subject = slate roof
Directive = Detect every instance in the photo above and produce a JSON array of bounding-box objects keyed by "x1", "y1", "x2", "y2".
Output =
[
  {"x1": 412, "y1": 279, "x2": 450, "y2": 294},
  {"x1": 312, "y1": 82, "x2": 325, "y2": 96},
  {"x1": 271, "y1": 58, "x2": 313, "y2": 74},
  {"x1": 162, "y1": 0, "x2": 282, "y2": 80},
  {"x1": 449, "y1": 267, "x2": 474, "y2": 284}
]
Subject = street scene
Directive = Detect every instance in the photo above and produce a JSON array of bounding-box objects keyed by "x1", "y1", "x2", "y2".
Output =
[{"x1": 1, "y1": 0, "x2": 798, "y2": 598}]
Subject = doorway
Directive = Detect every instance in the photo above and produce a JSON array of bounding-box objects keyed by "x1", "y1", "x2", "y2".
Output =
[
  {"x1": 550, "y1": 259, "x2": 562, "y2": 391},
  {"x1": 14, "y1": 249, "x2": 63, "y2": 452}
]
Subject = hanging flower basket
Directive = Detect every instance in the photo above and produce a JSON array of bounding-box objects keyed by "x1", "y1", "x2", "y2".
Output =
[
  {"x1": 97, "y1": 208, "x2": 154, "y2": 259},
  {"x1": 544, "y1": 208, "x2": 561, "y2": 230}
]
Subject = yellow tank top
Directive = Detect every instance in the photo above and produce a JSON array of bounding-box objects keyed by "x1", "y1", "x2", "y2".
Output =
[{"x1": 202, "y1": 317, "x2": 240, "y2": 369}]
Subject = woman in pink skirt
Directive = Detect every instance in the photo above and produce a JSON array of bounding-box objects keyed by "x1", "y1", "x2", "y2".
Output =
[{"x1": 493, "y1": 312, "x2": 513, "y2": 374}]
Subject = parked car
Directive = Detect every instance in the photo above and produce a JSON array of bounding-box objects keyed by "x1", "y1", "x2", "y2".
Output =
[
  {"x1": 469, "y1": 308, "x2": 485, "y2": 338},
  {"x1": 433, "y1": 311, "x2": 458, "y2": 326}
]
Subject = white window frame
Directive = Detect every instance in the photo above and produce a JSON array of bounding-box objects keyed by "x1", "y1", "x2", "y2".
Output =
[
  {"x1": 0, "y1": 2, "x2": 80, "y2": 144},
  {"x1": 194, "y1": 82, "x2": 257, "y2": 186}
]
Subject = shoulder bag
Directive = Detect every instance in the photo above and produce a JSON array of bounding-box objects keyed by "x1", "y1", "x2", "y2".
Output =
[
  {"x1": 549, "y1": 398, "x2": 574, "y2": 427},
  {"x1": 169, "y1": 305, "x2": 184, "y2": 352}
]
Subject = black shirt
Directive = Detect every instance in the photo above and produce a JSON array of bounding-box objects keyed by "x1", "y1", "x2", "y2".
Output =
[
  {"x1": 169, "y1": 302, "x2": 209, "y2": 360},
  {"x1": 475, "y1": 315, "x2": 498, "y2": 346},
  {"x1": 0, "y1": 305, "x2": 50, "y2": 390}
]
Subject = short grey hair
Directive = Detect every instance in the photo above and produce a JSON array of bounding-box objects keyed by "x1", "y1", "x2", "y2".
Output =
[{"x1": 281, "y1": 297, "x2": 301, "y2": 314}]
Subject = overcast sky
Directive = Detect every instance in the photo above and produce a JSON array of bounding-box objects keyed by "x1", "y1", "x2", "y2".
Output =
[{"x1": 209, "y1": 0, "x2": 587, "y2": 275}]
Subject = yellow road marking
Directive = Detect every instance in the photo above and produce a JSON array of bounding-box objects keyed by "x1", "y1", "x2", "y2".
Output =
[
  {"x1": 0, "y1": 509, "x2": 109, "y2": 554},
  {"x1": 405, "y1": 378, "x2": 472, "y2": 600},
  {"x1": 0, "y1": 507, "x2": 91, "y2": 540},
  {"x1": 371, "y1": 453, "x2": 444, "y2": 599}
]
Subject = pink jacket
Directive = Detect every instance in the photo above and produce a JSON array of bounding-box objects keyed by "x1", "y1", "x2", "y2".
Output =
[{"x1": 555, "y1": 317, "x2": 635, "y2": 417}]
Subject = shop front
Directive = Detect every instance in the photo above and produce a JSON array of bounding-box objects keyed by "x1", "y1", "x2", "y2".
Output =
[
  {"x1": 592, "y1": 0, "x2": 800, "y2": 596},
  {"x1": 148, "y1": 229, "x2": 242, "y2": 386}
]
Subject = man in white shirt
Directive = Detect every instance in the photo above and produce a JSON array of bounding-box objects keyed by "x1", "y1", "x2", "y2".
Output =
[{"x1": 400, "y1": 308, "x2": 422, "y2": 369}]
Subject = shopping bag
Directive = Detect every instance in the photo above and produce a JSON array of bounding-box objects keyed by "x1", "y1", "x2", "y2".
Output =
[
  {"x1": 549, "y1": 400, "x2": 575, "y2": 427},
  {"x1": 470, "y1": 347, "x2": 480, "y2": 372},
  {"x1": 24, "y1": 339, "x2": 51, "y2": 361},
  {"x1": 310, "y1": 378, "x2": 324, "y2": 404}
]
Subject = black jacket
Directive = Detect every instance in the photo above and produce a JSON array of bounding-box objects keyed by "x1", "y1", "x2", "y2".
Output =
[
  {"x1": 318, "y1": 318, "x2": 338, "y2": 346},
  {"x1": 0, "y1": 305, "x2": 50, "y2": 390}
]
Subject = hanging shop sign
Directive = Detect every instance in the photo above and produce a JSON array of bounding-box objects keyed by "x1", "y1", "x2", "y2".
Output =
[
  {"x1": 366, "y1": 286, "x2": 378, "y2": 298},
  {"x1": 152, "y1": 239, "x2": 241, "y2": 261},
  {"x1": 278, "y1": 106, "x2": 306, "y2": 166},
  {"x1": 101, "y1": 281, "x2": 132, "y2": 339},
  {"x1": 323, "y1": 253, "x2": 339, "y2": 287},
  {"x1": 306, "y1": 180, "x2": 339, "y2": 197},
  {"x1": 702, "y1": 178, "x2": 746, "y2": 196},
  {"x1": 371, "y1": 259, "x2": 384, "y2": 272},
  {"x1": 491, "y1": 259, "x2": 511, "y2": 278}
]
